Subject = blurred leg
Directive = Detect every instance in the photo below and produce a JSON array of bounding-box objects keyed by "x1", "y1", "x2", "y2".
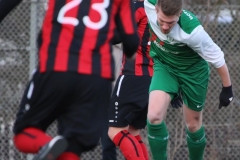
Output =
[
  {"x1": 101, "y1": 127, "x2": 117, "y2": 160},
  {"x1": 13, "y1": 127, "x2": 52, "y2": 153},
  {"x1": 57, "y1": 152, "x2": 80, "y2": 160}
]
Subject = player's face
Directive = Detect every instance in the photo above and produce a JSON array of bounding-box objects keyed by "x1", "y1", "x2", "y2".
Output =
[{"x1": 155, "y1": 6, "x2": 181, "y2": 34}]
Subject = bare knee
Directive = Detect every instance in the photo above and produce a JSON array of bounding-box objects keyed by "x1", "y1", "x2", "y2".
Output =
[
  {"x1": 108, "y1": 127, "x2": 128, "y2": 140},
  {"x1": 185, "y1": 116, "x2": 202, "y2": 132},
  {"x1": 108, "y1": 127, "x2": 115, "y2": 140},
  {"x1": 147, "y1": 111, "x2": 164, "y2": 124},
  {"x1": 183, "y1": 105, "x2": 203, "y2": 132}
]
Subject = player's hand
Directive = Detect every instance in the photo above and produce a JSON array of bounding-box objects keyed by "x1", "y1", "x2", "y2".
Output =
[
  {"x1": 170, "y1": 94, "x2": 183, "y2": 109},
  {"x1": 218, "y1": 85, "x2": 234, "y2": 109}
]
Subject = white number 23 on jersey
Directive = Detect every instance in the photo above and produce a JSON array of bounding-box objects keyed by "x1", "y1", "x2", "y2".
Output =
[{"x1": 57, "y1": 0, "x2": 109, "y2": 30}]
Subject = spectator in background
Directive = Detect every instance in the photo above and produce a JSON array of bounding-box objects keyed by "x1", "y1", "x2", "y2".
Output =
[
  {"x1": 144, "y1": 0, "x2": 233, "y2": 159},
  {"x1": 0, "y1": 0, "x2": 139, "y2": 160}
]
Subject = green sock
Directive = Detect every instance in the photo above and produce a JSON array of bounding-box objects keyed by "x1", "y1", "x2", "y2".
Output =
[
  {"x1": 186, "y1": 126, "x2": 206, "y2": 160},
  {"x1": 147, "y1": 120, "x2": 169, "y2": 160}
]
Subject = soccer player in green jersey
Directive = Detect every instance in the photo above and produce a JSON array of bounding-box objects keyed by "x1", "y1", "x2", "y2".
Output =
[{"x1": 144, "y1": 0, "x2": 234, "y2": 159}]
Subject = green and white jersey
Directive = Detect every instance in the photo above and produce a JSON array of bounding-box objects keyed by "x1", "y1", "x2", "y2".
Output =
[{"x1": 144, "y1": 0, "x2": 225, "y2": 70}]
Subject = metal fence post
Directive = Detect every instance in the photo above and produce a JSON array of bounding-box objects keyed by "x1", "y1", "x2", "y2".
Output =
[
  {"x1": 29, "y1": 0, "x2": 38, "y2": 80},
  {"x1": 27, "y1": 2, "x2": 37, "y2": 160}
]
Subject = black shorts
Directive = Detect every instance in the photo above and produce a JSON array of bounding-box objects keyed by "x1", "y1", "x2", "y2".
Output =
[
  {"x1": 13, "y1": 70, "x2": 112, "y2": 152},
  {"x1": 108, "y1": 75, "x2": 151, "y2": 129}
]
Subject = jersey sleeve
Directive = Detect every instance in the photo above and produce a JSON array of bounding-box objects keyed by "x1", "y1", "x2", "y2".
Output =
[
  {"x1": 134, "y1": 1, "x2": 145, "y2": 24},
  {"x1": 135, "y1": 7, "x2": 146, "y2": 25},
  {"x1": 0, "y1": 0, "x2": 23, "y2": 22},
  {"x1": 115, "y1": 0, "x2": 139, "y2": 58},
  {"x1": 187, "y1": 26, "x2": 225, "y2": 68},
  {"x1": 135, "y1": 8, "x2": 141, "y2": 24}
]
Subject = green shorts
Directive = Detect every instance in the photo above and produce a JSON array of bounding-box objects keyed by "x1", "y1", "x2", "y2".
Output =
[{"x1": 150, "y1": 58, "x2": 210, "y2": 111}]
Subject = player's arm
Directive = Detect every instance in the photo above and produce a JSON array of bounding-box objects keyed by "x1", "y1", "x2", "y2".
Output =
[
  {"x1": 188, "y1": 26, "x2": 233, "y2": 108},
  {"x1": 115, "y1": 0, "x2": 139, "y2": 58},
  {"x1": 188, "y1": 26, "x2": 231, "y2": 85},
  {"x1": 216, "y1": 63, "x2": 233, "y2": 109},
  {"x1": 216, "y1": 64, "x2": 231, "y2": 87},
  {"x1": 187, "y1": 26, "x2": 225, "y2": 68},
  {"x1": 112, "y1": 1, "x2": 143, "y2": 49},
  {"x1": 0, "y1": 0, "x2": 23, "y2": 22}
]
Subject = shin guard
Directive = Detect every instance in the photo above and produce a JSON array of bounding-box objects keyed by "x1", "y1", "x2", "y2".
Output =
[{"x1": 113, "y1": 130, "x2": 145, "y2": 160}]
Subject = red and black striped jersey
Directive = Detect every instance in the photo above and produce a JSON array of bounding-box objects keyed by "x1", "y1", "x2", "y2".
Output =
[
  {"x1": 38, "y1": 0, "x2": 139, "y2": 80},
  {"x1": 0, "y1": 0, "x2": 139, "y2": 80},
  {"x1": 121, "y1": 1, "x2": 153, "y2": 76}
]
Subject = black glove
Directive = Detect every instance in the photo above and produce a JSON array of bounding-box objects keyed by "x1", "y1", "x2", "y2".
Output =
[
  {"x1": 219, "y1": 85, "x2": 234, "y2": 109},
  {"x1": 170, "y1": 94, "x2": 183, "y2": 109}
]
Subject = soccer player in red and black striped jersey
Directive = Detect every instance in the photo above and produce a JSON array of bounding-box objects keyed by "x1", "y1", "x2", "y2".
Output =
[
  {"x1": 0, "y1": 0, "x2": 139, "y2": 160},
  {"x1": 107, "y1": 0, "x2": 153, "y2": 159}
]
